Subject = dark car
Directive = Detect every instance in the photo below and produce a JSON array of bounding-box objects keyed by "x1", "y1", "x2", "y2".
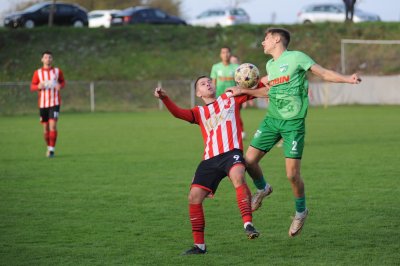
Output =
[
  {"x1": 4, "y1": 2, "x2": 88, "y2": 28},
  {"x1": 111, "y1": 6, "x2": 186, "y2": 26}
]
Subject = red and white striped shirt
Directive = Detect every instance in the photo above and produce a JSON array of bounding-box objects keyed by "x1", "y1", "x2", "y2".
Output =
[
  {"x1": 162, "y1": 92, "x2": 251, "y2": 160},
  {"x1": 31, "y1": 67, "x2": 65, "y2": 108}
]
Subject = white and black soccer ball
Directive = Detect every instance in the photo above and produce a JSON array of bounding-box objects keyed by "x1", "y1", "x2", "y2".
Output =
[{"x1": 234, "y1": 63, "x2": 260, "y2": 89}]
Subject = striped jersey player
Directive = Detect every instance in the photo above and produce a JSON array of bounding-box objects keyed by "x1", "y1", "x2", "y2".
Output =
[
  {"x1": 154, "y1": 76, "x2": 260, "y2": 255},
  {"x1": 31, "y1": 50, "x2": 65, "y2": 158}
]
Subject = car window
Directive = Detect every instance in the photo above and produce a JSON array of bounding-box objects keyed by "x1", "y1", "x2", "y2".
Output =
[
  {"x1": 230, "y1": 9, "x2": 247, "y2": 16},
  {"x1": 137, "y1": 10, "x2": 154, "y2": 19},
  {"x1": 197, "y1": 11, "x2": 209, "y2": 18},
  {"x1": 154, "y1": 9, "x2": 167, "y2": 19},
  {"x1": 209, "y1": 10, "x2": 224, "y2": 17},
  {"x1": 58, "y1": 5, "x2": 74, "y2": 14},
  {"x1": 40, "y1": 5, "x2": 56, "y2": 14},
  {"x1": 89, "y1": 13, "x2": 104, "y2": 19}
]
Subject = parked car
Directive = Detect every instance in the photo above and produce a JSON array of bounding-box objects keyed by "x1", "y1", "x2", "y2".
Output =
[
  {"x1": 189, "y1": 7, "x2": 250, "y2": 27},
  {"x1": 88, "y1": 9, "x2": 120, "y2": 28},
  {"x1": 111, "y1": 6, "x2": 186, "y2": 26},
  {"x1": 3, "y1": 1, "x2": 88, "y2": 28},
  {"x1": 297, "y1": 3, "x2": 380, "y2": 24}
]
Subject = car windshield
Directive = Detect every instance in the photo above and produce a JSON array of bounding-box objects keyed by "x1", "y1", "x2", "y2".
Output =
[
  {"x1": 23, "y1": 2, "x2": 48, "y2": 12},
  {"x1": 230, "y1": 9, "x2": 247, "y2": 16}
]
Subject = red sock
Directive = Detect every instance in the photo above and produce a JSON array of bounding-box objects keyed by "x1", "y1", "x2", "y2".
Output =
[
  {"x1": 49, "y1": 130, "x2": 57, "y2": 148},
  {"x1": 236, "y1": 184, "x2": 252, "y2": 224},
  {"x1": 44, "y1": 131, "x2": 50, "y2": 146},
  {"x1": 189, "y1": 203, "x2": 205, "y2": 244}
]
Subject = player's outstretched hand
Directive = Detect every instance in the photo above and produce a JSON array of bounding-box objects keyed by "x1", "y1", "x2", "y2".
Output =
[
  {"x1": 154, "y1": 87, "x2": 167, "y2": 99},
  {"x1": 226, "y1": 86, "x2": 243, "y2": 97},
  {"x1": 350, "y1": 73, "x2": 362, "y2": 84}
]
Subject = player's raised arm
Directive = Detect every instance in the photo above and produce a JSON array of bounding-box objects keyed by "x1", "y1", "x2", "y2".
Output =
[
  {"x1": 154, "y1": 87, "x2": 195, "y2": 123},
  {"x1": 310, "y1": 64, "x2": 362, "y2": 84}
]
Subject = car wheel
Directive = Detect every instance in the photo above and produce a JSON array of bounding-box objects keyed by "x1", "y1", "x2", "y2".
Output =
[
  {"x1": 303, "y1": 20, "x2": 312, "y2": 24},
  {"x1": 24, "y1": 19, "x2": 35, "y2": 28},
  {"x1": 73, "y1": 20, "x2": 84, "y2": 27}
]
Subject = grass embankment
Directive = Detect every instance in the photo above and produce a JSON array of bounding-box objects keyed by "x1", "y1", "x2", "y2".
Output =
[{"x1": 1, "y1": 22, "x2": 399, "y2": 82}]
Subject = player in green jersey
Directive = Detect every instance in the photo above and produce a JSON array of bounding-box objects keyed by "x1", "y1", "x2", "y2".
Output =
[
  {"x1": 211, "y1": 47, "x2": 239, "y2": 97},
  {"x1": 229, "y1": 28, "x2": 361, "y2": 237},
  {"x1": 211, "y1": 47, "x2": 247, "y2": 138}
]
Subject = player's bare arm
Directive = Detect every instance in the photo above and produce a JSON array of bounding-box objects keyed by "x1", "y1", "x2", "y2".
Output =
[
  {"x1": 310, "y1": 64, "x2": 362, "y2": 84},
  {"x1": 227, "y1": 85, "x2": 270, "y2": 98}
]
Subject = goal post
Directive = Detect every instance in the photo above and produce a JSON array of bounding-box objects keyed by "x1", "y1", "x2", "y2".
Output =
[{"x1": 341, "y1": 39, "x2": 400, "y2": 74}]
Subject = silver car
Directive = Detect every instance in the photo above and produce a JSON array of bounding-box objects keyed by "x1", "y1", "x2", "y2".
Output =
[
  {"x1": 297, "y1": 3, "x2": 380, "y2": 24},
  {"x1": 189, "y1": 7, "x2": 250, "y2": 27}
]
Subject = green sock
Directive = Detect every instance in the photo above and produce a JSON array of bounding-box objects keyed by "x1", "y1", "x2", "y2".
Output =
[
  {"x1": 253, "y1": 176, "x2": 267, "y2": 190},
  {"x1": 295, "y1": 196, "x2": 306, "y2": 213}
]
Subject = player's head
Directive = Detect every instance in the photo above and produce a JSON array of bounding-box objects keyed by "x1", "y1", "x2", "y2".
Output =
[
  {"x1": 220, "y1": 46, "x2": 232, "y2": 64},
  {"x1": 41, "y1": 50, "x2": 53, "y2": 67},
  {"x1": 230, "y1": 55, "x2": 240, "y2": 64},
  {"x1": 194, "y1": 76, "x2": 215, "y2": 98},
  {"x1": 263, "y1": 28, "x2": 291, "y2": 54}
]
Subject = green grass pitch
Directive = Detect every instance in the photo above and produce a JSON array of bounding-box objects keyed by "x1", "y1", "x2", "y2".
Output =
[{"x1": 0, "y1": 106, "x2": 399, "y2": 265}]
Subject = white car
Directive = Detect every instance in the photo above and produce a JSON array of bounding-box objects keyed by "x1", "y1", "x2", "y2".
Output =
[
  {"x1": 189, "y1": 7, "x2": 250, "y2": 27},
  {"x1": 88, "y1": 10, "x2": 120, "y2": 28},
  {"x1": 297, "y1": 4, "x2": 380, "y2": 24}
]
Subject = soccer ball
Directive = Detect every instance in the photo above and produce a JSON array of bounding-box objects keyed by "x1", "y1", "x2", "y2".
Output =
[{"x1": 234, "y1": 63, "x2": 260, "y2": 89}]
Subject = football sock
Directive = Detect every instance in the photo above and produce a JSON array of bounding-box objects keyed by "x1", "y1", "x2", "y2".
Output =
[
  {"x1": 295, "y1": 196, "x2": 306, "y2": 213},
  {"x1": 236, "y1": 184, "x2": 252, "y2": 224},
  {"x1": 253, "y1": 176, "x2": 267, "y2": 190},
  {"x1": 49, "y1": 130, "x2": 58, "y2": 149},
  {"x1": 194, "y1": 244, "x2": 206, "y2": 251},
  {"x1": 189, "y1": 204, "x2": 205, "y2": 245},
  {"x1": 44, "y1": 131, "x2": 50, "y2": 146}
]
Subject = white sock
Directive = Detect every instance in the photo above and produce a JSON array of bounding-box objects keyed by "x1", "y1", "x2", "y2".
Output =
[
  {"x1": 296, "y1": 210, "x2": 307, "y2": 218},
  {"x1": 244, "y1": 222, "x2": 253, "y2": 229},
  {"x1": 48, "y1": 146, "x2": 55, "y2": 152},
  {"x1": 195, "y1": 244, "x2": 205, "y2": 250},
  {"x1": 257, "y1": 183, "x2": 270, "y2": 192}
]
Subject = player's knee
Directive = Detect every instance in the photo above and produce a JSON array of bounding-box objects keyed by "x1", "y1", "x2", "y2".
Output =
[{"x1": 286, "y1": 172, "x2": 300, "y2": 182}]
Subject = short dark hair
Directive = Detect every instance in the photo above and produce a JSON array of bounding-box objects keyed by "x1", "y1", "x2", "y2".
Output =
[
  {"x1": 265, "y1": 28, "x2": 291, "y2": 48},
  {"x1": 194, "y1": 75, "x2": 208, "y2": 90},
  {"x1": 42, "y1": 50, "x2": 53, "y2": 57},
  {"x1": 221, "y1": 46, "x2": 231, "y2": 52}
]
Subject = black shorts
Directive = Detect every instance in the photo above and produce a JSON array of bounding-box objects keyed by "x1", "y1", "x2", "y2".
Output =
[
  {"x1": 40, "y1": 105, "x2": 60, "y2": 123},
  {"x1": 192, "y1": 149, "x2": 245, "y2": 196}
]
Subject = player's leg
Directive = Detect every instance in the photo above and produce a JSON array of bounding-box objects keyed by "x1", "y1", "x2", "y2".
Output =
[
  {"x1": 281, "y1": 119, "x2": 308, "y2": 237},
  {"x1": 40, "y1": 108, "x2": 52, "y2": 157},
  {"x1": 285, "y1": 158, "x2": 308, "y2": 237},
  {"x1": 184, "y1": 159, "x2": 222, "y2": 255},
  {"x1": 184, "y1": 186, "x2": 209, "y2": 255},
  {"x1": 246, "y1": 118, "x2": 279, "y2": 211},
  {"x1": 47, "y1": 106, "x2": 60, "y2": 157},
  {"x1": 228, "y1": 162, "x2": 259, "y2": 239}
]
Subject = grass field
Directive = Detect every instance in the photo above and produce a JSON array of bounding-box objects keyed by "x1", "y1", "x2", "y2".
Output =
[{"x1": 0, "y1": 106, "x2": 399, "y2": 265}]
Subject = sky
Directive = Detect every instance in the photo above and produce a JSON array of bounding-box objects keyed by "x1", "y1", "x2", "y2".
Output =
[{"x1": 0, "y1": 0, "x2": 399, "y2": 24}]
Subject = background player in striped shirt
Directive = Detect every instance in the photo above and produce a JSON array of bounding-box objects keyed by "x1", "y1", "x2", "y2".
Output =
[
  {"x1": 154, "y1": 76, "x2": 258, "y2": 255},
  {"x1": 31, "y1": 51, "x2": 65, "y2": 158}
]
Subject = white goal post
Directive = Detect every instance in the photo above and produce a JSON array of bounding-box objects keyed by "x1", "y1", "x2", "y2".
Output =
[{"x1": 340, "y1": 39, "x2": 400, "y2": 74}]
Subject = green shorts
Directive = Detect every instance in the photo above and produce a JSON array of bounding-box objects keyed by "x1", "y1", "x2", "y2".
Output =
[{"x1": 250, "y1": 117, "x2": 305, "y2": 159}]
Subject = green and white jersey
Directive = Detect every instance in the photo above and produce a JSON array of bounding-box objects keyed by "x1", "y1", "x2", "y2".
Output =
[
  {"x1": 266, "y1": 50, "x2": 315, "y2": 120},
  {"x1": 210, "y1": 62, "x2": 239, "y2": 97}
]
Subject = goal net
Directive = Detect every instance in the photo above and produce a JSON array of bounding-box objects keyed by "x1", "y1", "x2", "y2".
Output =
[{"x1": 341, "y1": 39, "x2": 400, "y2": 75}]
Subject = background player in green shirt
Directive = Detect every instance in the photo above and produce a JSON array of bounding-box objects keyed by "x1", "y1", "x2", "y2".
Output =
[
  {"x1": 211, "y1": 47, "x2": 247, "y2": 138},
  {"x1": 229, "y1": 28, "x2": 361, "y2": 237},
  {"x1": 211, "y1": 46, "x2": 239, "y2": 97}
]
